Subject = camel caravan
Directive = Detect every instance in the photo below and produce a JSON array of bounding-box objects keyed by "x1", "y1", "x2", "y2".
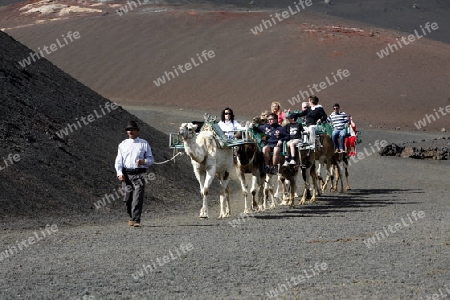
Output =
[{"x1": 171, "y1": 100, "x2": 360, "y2": 219}]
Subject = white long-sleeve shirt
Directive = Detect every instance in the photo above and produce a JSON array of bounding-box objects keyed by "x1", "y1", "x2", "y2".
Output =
[
  {"x1": 218, "y1": 120, "x2": 245, "y2": 139},
  {"x1": 115, "y1": 137, "x2": 154, "y2": 176}
]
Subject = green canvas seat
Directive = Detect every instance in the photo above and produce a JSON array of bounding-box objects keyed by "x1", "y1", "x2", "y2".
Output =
[
  {"x1": 169, "y1": 132, "x2": 185, "y2": 149},
  {"x1": 209, "y1": 123, "x2": 254, "y2": 147}
]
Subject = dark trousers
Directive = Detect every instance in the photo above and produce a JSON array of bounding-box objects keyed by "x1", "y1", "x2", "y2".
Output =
[{"x1": 122, "y1": 173, "x2": 145, "y2": 222}]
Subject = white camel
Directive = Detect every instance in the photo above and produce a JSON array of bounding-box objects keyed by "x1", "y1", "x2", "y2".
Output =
[{"x1": 179, "y1": 122, "x2": 234, "y2": 219}]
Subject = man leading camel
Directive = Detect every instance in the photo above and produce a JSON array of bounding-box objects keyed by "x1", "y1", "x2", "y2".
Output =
[{"x1": 115, "y1": 120, "x2": 154, "y2": 227}]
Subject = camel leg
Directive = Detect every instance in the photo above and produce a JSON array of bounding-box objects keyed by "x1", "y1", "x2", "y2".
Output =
[
  {"x1": 237, "y1": 170, "x2": 250, "y2": 214},
  {"x1": 200, "y1": 193, "x2": 209, "y2": 218},
  {"x1": 316, "y1": 160, "x2": 325, "y2": 191},
  {"x1": 218, "y1": 172, "x2": 231, "y2": 219},
  {"x1": 320, "y1": 161, "x2": 330, "y2": 192},
  {"x1": 329, "y1": 164, "x2": 338, "y2": 192},
  {"x1": 262, "y1": 186, "x2": 268, "y2": 211},
  {"x1": 328, "y1": 163, "x2": 335, "y2": 193},
  {"x1": 289, "y1": 180, "x2": 296, "y2": 208},
  {"x1": 259, "y1": 187, "x2": 269, "y2": 211},
  {"x1": 300, "y1": 187, "x2": 308, "y2": 205},
  {"x1": 300, "y1": 173, "x2": 310, "y2": 205},
  {"x1": 286, "y1": 180, "x2": 293, "y2": 207},
  {"x1": 256, "y1": 191, "x2": 263, "y2": 211},
  {"x1": 336, "y1": 162, "x2": 345, "y2": 193},
  {"x1": 200, "y1": 167, "x2": 215, "y2": 219},
  {"x1": 279, "y1": 178, "x2": 289, "y2": 206},
  {"x1": 250, "y1": 175, "x2": 260, "y2": 211},
  {"x1": 294, "y1": 168, "x2": 301, "y2": 198},
  {"x1": 309, "y1": 165, "x2": 318, "y2": 203},
  {"x1": 334, "y1": 164, "x2": 345, "y2": 193},
  {"x1": 345, "y1": 168, "x2": 351, "y2": 191},
  {"x1": 269, "y1": 175, "x2": 279, "y2": 209},
  {"x1": 222, "y1": 181, "x2": 231, "y2": 218},
  {"x1": 218, "y1": 185, "x2": 226, "y2": 219},
  {"x1": 263, "y1": 174, "x2": 272, "y2": 210},
  {"x1": 193, "y1": 167, "x2": 209, "y2": 219}
]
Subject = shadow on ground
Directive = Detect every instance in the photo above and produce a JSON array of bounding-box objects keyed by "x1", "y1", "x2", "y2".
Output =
[{"x1": 254, "y1": 188, "x2": 424, "y2": 219}]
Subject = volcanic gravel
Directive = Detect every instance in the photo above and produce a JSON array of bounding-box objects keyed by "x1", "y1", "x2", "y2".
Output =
[
  {"x1": 2, "y1": 117, "x2": 450, "y2": 299},
  {"x1": 1, "y1": 11, "x2": 450, "y2": 300}
]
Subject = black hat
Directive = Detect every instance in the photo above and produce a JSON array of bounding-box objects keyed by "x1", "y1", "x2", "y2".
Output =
[{"x1": 125, "y1": 121, "x2": 139, "y2": 131}]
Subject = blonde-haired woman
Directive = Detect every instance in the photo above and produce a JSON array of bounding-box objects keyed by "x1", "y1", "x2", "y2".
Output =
[{"x1": 271, "y1": 101, "x2": 286, "y2": 124}]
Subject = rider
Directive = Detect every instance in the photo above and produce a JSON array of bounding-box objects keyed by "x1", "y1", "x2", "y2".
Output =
[
  {"x1": 217, "y1": 107, "x2": 245, "y2": 140},
  {"x1": 345, "y1": 115, "x2": 357, "y2": 156},
  {"x1": 301, "y1": 101, "x2": 309, "y2": 122},
  {"x1": 286, "y1": 96, "x2": 327, "y2": 149},
  {"x1": 327, "y1": 103, "x2": 349, "y2": 153},
  {"x1": 270, "y1": 101, "x2": 286, "y2": 125},
  {"x1": 283, "y1": 113, "x2": 304, "y2": 166},
  {"x1": 253, "y1": 113, "x2": 288, "y2": 174}
]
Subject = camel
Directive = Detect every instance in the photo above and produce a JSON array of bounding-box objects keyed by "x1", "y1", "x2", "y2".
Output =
[
  {"x1": 178, "y1": 122, "x2": 234, "y2": 219},
  {"x1": 331, "y1": 152, "x2": 350, "y2": 193},
  {"x1": 233, "y1": 141, "x2": 265, "y2": 213},
  {"x1": 298, "y1": 147, "x2": 319, "y2": 205},
  {"x1": 279, "y1": 138, "x2": 318, "y2": 206},
  {"x1": 261, "y1": 170, "x2": 284, "y2": 210},
  {"x1": 245, "y1": 116, "x2": 282, "y2": 211},
  {"x1": 278, "y1": 164, "x2": 300, "y2": 208},
  {"x1": 315, "y1": 134, "x2": 338, "y2": 193}
]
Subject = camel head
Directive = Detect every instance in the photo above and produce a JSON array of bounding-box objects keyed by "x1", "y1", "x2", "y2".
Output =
[{"x1": 179, "y1": 123, "x2": 198, "y2": 140}]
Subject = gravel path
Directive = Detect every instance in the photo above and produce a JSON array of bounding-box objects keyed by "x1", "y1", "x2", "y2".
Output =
[{"x1": 1, "y1": 127, "x2": 449, "y2": 300}]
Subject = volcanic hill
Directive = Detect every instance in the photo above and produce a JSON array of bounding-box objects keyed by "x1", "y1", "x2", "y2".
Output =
[{"x1": 0, "y1": 31, "x2": 199, "y2": 229}]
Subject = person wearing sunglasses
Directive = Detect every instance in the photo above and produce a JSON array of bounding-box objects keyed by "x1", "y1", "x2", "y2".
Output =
[
  {"x1": 253, "y1": 113, "x2": 289, "y2": 174},
  {"x1": 327, "y1": 103, "x2": 349, "y2": 153},
  {"x1": 218, "y1": 107, "x2": 245, "y2": 140}
]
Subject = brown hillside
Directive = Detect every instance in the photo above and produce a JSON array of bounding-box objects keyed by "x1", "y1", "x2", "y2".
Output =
[{"x1": 1, "y1": 1, "x2": 449, "y2": 131}]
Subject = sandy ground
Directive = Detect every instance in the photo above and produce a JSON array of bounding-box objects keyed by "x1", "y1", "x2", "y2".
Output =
[{"x1": 1, "y1": 1, "x2": 450, "y2": 131}]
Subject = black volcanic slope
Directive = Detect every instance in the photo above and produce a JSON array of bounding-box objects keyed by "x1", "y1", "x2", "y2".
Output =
[{"x1": 0, "y1": 31, "x2": 198, "y2": 227}]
